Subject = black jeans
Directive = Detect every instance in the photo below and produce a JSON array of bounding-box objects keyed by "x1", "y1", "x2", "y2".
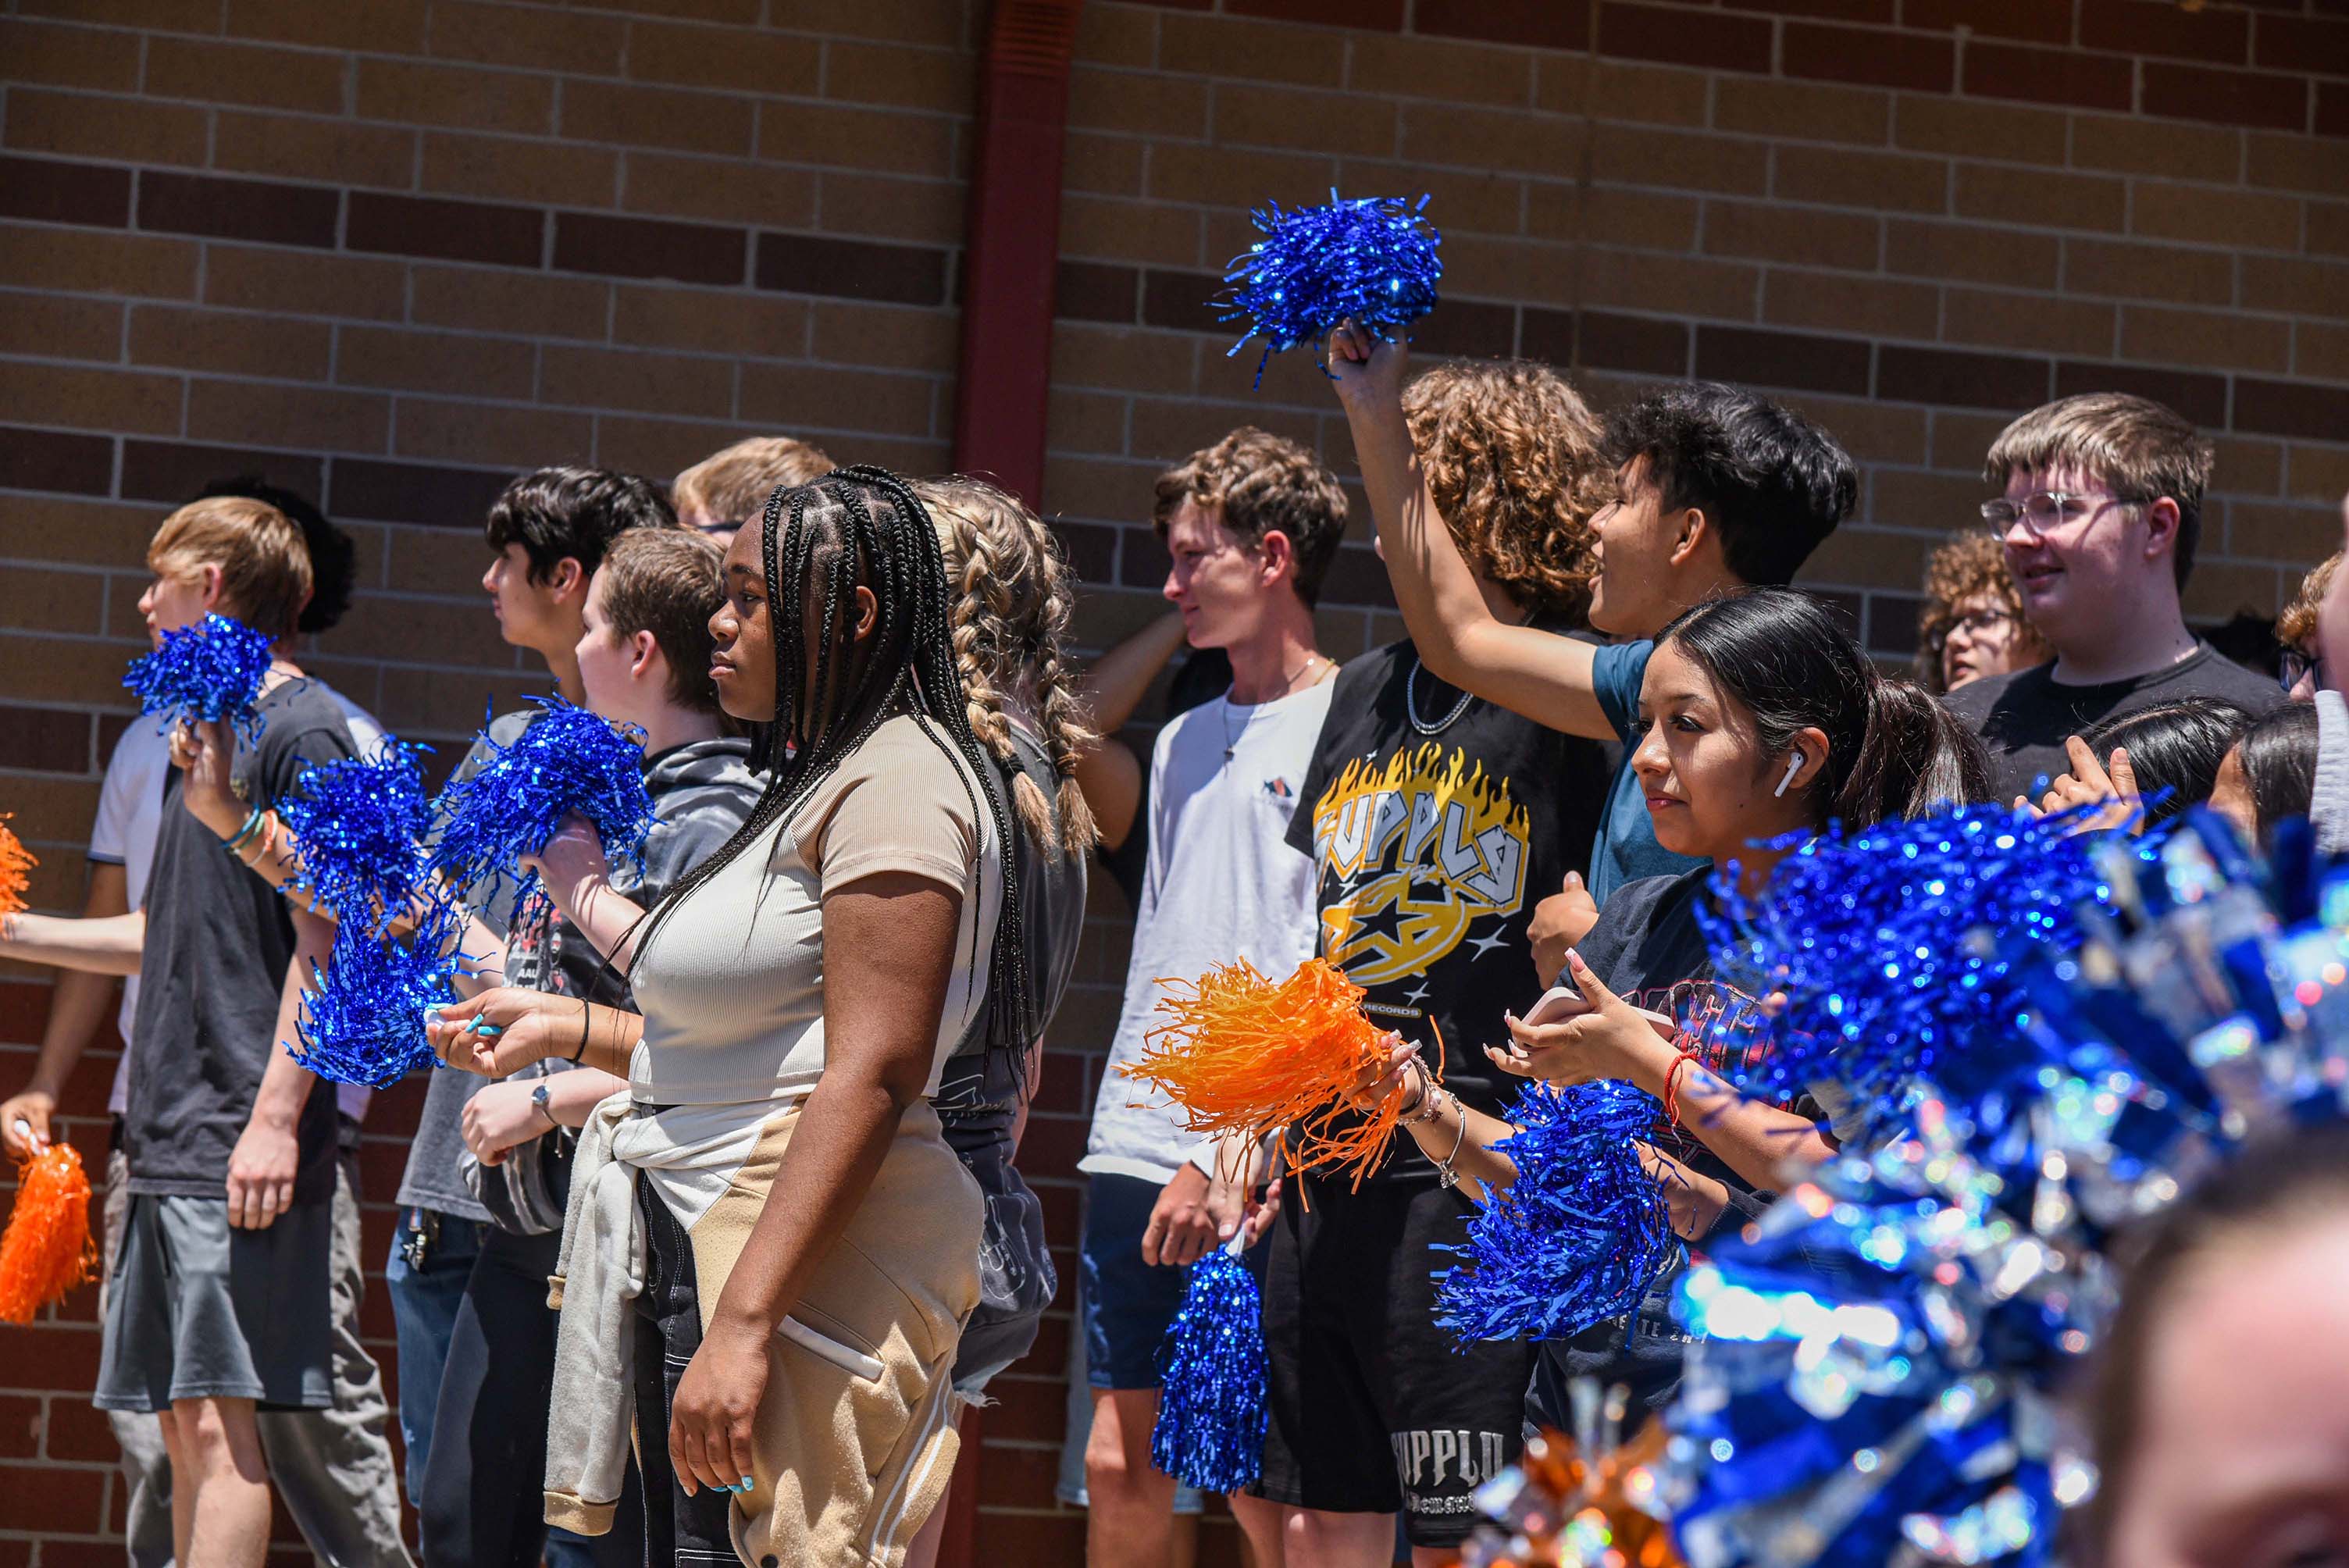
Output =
[
  {"x1": 634, "y1": 1179, "x2": 739, "y2": 1566},
  {"x1": 419, "y1": 1225, "x2": 642, "y2": 1568}
]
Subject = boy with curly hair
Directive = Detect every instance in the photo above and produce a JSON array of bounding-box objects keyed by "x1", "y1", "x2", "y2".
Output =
[
  {"x1": 1328, "y1": 327, "x2": 1855, "y2": 926},
  {"x1": 1252, "y1": 359, "x2": 1615, "y2": 1564}
]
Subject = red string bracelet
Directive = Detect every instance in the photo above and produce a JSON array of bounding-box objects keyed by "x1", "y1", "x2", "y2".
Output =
[{"x1": 1663, "y1": 1052, "x2": 1698, "y2": 1126}]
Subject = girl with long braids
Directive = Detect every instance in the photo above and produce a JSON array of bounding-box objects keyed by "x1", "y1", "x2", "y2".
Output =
[{"x1": 430, "y1": 467, "x2": 1023, "y2": 1568}]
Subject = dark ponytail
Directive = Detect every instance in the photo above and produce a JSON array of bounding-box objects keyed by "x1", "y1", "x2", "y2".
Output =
[{"x1": 1658, "y1": 587, "x2": 1993, "y2": 829}]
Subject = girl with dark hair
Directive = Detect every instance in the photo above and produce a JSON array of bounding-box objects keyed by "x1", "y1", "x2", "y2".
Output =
[
  {"x1": 2029, "y1": 697, "x2": 2249, "y2": 829},
  {"x1": 1348, "y1": 586, "x2": 1990, "y2": 1417},
  {"x1": 430, "y1": 467, "x2": 1014, "y2": 1568},
  {"x1": 2084, "y1": 1117, "x2": 2349, "y2": 1564},
  {"x1": 2212, "y1": 700, "x2": 2320, "y2": 852}
]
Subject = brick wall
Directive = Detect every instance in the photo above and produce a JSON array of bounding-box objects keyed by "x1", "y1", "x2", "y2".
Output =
[{"x1": 2, "y1": 0, "x2": 2344, "y2": 1561}]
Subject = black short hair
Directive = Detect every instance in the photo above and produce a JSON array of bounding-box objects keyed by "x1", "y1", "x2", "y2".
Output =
[
  {"x1": 194, "y1": 476, "x2": 355, "y2": 635},
  {"x1": 2082, "y1": 697, "x2": 2251, "y2": 824},
  {"x1": 483, "y1": 466, "x2": 676, "y2": 585},
  {"x1": 1605, "y1": 382, "x2": 1856, "y2": 589},
  {"x1": 2233, "y1": 700, "x2": 2319, "y2": 849}
]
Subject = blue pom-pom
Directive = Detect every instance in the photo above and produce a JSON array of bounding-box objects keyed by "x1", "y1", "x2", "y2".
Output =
[
  {"x1": 1216, "y1": 191, "x2": 1442, "y2": 387},
  {"x1": 427, "y1": 696, "x2": 654, "y2": 924},
  {"x1": 290, "y1": 900, "x2": 464, "y2": 1089},
  {"x1": 1702, "y1": 804, "x2": 2138, "y2": 1135},
  {"x1": 277, "y1": 741, "x2": 434, "y2": 935},
  {"x1": 122, "y1": 613, "x2": 274, "y2": 740},
  {"x1": 1433, "y1": 1079, "x2": 1676, "y2": 1345},
  {"x1": 1150, "y1": 1245, "x2": 1267, "y2": 1493}
]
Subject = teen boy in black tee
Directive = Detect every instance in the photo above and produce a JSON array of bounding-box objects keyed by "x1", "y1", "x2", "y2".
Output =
[
  {"x1": 1259, "y1": 355, "x2": 1616, "y2": 1557},
  {"x1": 1948, "y1": 392, "x2": 2285, "y2": 800}
]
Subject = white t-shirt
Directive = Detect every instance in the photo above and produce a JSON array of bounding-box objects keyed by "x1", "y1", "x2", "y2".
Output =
[
  {"x1": 93, "y1": 692, "x2": 387, "y2": 1121},
  {"x1": 628, "y1": 714, "x2": 1004, "y2": 1108},
  {"x1": 1080, "y1": 679, "x2": 1333, "y2": 1185}
]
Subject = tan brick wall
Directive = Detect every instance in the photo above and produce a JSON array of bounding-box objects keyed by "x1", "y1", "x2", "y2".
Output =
[{"x1": 2, "y1": 0, "x2": 2344, "y2": 1560}]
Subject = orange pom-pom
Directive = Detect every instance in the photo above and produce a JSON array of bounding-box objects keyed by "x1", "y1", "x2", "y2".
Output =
[
  {"x1": 0, "y1": 1142, "x2": 98, "y2": 1324},
  {"x1": 0, "y1": 816, "x2": 34, "y2": 918},
  {"x1": 1463, "y1": 1422, "x2": 1682, "y2": 1568},
  {"x1": 1122, "y1": 957, "x2": 1441, "y2": 1192}
]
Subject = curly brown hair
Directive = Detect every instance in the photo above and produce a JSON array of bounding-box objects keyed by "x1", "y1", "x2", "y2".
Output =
[
  {"x1": 1152, "y1": 427, "x2": 1349, "y2": 607},
  {"x1": 1914, "y1": 531, "x2": 2049, "y2": 693},
  {"x1": 1402, "y1": 359, "x2": 1612, "y2": 625},
  {"x1": 2276, "y1": 551, "x2": 2340, "y2": 654}
]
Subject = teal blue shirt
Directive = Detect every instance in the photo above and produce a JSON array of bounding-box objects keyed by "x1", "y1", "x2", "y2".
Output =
[{"x1": 1586, "y1": 639, "x2": 1709, "y2": 905}]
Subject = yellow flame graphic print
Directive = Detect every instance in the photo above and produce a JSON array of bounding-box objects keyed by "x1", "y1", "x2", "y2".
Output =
[{"x1": 1307, "y1": 743, "x2": 1531, "y2": 990}]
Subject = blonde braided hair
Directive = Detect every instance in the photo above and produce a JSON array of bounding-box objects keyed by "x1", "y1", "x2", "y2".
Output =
[{"x1": 913, "y1": 476, "x2": 1100, "y2": 860}]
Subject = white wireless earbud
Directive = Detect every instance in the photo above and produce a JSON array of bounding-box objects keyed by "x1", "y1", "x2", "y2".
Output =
[{"x1": 1774, "y1": 752, "x2": 1804, "y2": 798}]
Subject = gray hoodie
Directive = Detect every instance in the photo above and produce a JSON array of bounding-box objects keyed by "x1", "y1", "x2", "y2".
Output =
[{"x1": 2312, "y1": 689, "x2": 2349, "y2": 857}]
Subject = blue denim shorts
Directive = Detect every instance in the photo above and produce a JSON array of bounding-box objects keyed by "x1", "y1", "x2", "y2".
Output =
[{"x1": 1078, "y1": 1171, "x2": 1197, "y2": 1391}]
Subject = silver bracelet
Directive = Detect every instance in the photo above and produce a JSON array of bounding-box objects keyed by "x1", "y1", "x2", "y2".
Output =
[
  {"x1": 1432, "y1": 1092, "x2": 1468, "y2": 1188},
  {"x1": 1400, "y1": 1058, "x2": 1444, "y2": 1124}
]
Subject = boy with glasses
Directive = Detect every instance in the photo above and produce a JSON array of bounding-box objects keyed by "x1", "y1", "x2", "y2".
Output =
[{"x1": 1946, "y1": 392, "x2": 2285, "y2": 800}]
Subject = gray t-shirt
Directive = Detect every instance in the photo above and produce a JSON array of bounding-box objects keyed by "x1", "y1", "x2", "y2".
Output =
[
  {"x1": 395, "y1": 712, "x2": 533, "y2": 1219},
  {"x1": 126, "y1": 679, "x2": 358, "y2": 1203}
]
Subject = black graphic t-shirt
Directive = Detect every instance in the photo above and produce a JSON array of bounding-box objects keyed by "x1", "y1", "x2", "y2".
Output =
[{"x1": 1284, "y1": 636, "x2": 1612, "y2": 1164}]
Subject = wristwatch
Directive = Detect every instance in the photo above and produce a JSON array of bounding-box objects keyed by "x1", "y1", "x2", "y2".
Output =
[{"x1": 531, "y1": 1081, "x2": 556, "y2": 1128}]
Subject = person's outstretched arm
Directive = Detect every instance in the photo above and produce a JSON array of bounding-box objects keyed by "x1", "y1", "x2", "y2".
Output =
[
  {"x1": 1072, "y1": 611, "x2": 1189, "y2": 853},
  {"x1": 1325, "y1": 323, "x2": 1615, "y2": 739},
  {"x1": 0, "y1": 907, "x2": 145, "y2": 975},
  {"x1": 1, "y1": 864, "x2": 132, "y2": 1156}
]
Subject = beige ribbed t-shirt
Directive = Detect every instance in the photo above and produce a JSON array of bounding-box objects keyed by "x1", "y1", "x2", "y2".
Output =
[{"x1": 626, "y1": 715, "x2": 1004, "y2": 1107}]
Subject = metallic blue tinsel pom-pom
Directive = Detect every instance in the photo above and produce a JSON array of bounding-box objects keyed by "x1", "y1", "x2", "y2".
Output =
[
  {"x1": 122, "y1": 613, "x2": 274, "y2": 741},
  {"x1": 291, "y1": 900, "x2": 463, "y2": 1089},
  {"x1": 1701, "y1": 804, "x2": 2138, "y2": 1136},
  {"x1": 1151, "y1": 1245, "x2": 1268, "y2": 1494},
  {"x1": 1434, "y1": 1078, "x2": 1677, "y2": 1345},
  {"x1": 276, "y1": 741, "x2": 434, "y2": 935},
  {"x1": 427, "y1": 696, "x2": 654, "y2": 925},
  {"x1": 1215, "y1": 191, "x2": 1442, "y2": 387}
]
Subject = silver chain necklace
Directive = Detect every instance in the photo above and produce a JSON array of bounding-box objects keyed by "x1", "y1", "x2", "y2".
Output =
[
  {"x1": 1224, "y1": 653, "x2": 1328, "y2": 758},
  {"x1": 1405, "y1": 657, "x2": 1472, "y2": 736}
]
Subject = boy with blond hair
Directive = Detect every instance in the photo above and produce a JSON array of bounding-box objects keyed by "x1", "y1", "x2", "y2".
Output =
[
  {"x1": 1, "y1": 495, "x2": 364, "y2": 1568},
  {"x1": 671, "y1": 433, "x2": 835, "y2": 541},
  {"x1": 1949, "y1": 392, "x2": 2284, "y2": 798}
]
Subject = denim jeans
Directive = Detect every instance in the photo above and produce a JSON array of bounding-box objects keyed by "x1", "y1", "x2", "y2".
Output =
[{"x1": 383, "y1": 1206, "x2": 486, "y2": 1502}]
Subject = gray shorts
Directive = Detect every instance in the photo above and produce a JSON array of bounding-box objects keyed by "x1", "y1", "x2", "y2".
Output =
[{"x1": 94, "y1": 1192, "x2": 334, "y2": 1414}]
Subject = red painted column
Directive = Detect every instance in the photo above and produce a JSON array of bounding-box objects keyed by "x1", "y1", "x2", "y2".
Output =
[
  {"x1": 948, "y1": 0, "x2": 1087, "y2": 508},
  {"x1": 942, "y1": 12, "x2": 1087, "y2": 1563}
]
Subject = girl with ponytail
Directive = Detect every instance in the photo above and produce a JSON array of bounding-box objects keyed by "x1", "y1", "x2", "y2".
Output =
[
  {"x1": 1349, "y1": 586, "x2": 1990, "y2": 1418},
  {"x1": 431, "y1": 468, "x2": 1018, "y2": 1567}
]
